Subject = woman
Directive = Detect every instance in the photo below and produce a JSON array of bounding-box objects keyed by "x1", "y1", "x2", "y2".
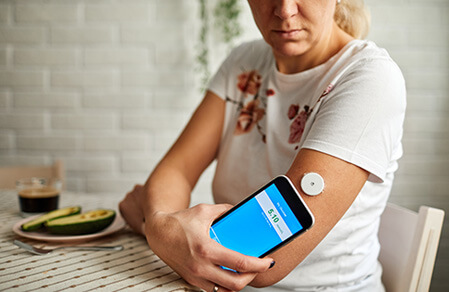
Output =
[{"x1": 119, "y1": 0, "x2": 406, "y2": 291}]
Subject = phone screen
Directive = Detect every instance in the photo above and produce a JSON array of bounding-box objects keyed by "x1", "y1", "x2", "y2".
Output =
[{"x1": 210, "y1": 180, "x2": 306, "y2": 258}]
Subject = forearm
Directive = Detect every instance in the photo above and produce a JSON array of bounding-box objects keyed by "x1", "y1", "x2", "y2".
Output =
[{"x1": 143, "y1": 161, "x2": 194, "y2": 217}]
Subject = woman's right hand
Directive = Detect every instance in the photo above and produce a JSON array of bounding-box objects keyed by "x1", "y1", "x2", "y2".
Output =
[
  {"x1": 144, "y1": 203, "x2": 275, "y2": 292},
  {"x1": 119, "y1": 184, "x2": 146, "y2": 235}
]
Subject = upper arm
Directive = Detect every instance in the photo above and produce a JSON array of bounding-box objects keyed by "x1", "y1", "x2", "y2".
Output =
[
  {"x1": 251, "y1": 148, "x2": 369, "y2": 286},
  {"x1": 303, "y1": 58, "x2": 406, "y2": 183}
]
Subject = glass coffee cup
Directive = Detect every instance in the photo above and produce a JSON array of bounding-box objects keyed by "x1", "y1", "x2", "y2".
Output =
[{"x1": 16, "y1": 177, "x2": 62, "y2": 217}]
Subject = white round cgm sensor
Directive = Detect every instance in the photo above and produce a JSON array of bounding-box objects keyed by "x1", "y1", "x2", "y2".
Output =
[{"x1": 301, "y1": 172, "x2": 325, "y2": 196}]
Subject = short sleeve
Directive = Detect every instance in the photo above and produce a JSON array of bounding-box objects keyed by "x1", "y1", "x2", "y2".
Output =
[
  {"x1": 207, "y1": 43, "x2": 242, "y2": 101},
  {"x1": 207, "y1": 60, "x2": 229, "y2": 101},
  {"x1": 302, "y1": 57, "x2": 406, "y2": 183}
]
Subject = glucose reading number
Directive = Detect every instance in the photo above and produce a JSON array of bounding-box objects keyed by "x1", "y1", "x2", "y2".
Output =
[
  {"x1": 264, "y1": 205, "x2": 290, "y2": 238},
  {"x1": 267, "y1": 209, "x2": 279, "y2": 223}
]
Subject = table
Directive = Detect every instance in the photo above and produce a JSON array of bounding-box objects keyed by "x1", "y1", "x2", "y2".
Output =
[{"x1": 0, "y1": 190, "x2": 202, "y2": 292}]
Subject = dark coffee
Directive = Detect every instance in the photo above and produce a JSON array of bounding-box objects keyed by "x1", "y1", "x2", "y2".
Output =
[{"x1": 18, "y1": 187, "x2": 59, "y2": 214}]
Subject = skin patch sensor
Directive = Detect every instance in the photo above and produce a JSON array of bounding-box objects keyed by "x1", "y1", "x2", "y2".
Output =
[{"x1": 301, "y1": 173, "x2": 325, "y2": 196}]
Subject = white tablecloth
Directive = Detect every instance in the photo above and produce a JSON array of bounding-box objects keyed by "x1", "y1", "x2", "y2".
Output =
[{"x1": 0, "y1": 190, "x2": 202, "y2": 292}]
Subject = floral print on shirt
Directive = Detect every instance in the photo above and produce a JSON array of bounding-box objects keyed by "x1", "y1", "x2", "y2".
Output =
[
  {"x1": 226, "y1": 69, "x2": 274, "y2": 143},
  {"x1": 287, "y1": 84, "x2": 335, "y2": 147},
  {"x1": 226, "y1": 69, "x2": 335, "y2": 147},
  {"x1": 288, "y1": 104, "x2": 310, "y2": 144},
  {"x1": 237, "y1": 70, "x2": 262, "y2": 96}
]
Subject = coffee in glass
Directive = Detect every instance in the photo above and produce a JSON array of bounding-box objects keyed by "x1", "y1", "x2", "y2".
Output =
[{"x1": 17, "y1": 178, "x2": 62, "y2": 217}]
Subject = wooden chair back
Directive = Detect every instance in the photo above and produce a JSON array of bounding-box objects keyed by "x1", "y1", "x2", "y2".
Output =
[
  {"x1": 0, "y1": 160, "x2": 65, "y2": 190},
  {"x1": 378, "y1": 203, "x2": 444, "y2": 292}
]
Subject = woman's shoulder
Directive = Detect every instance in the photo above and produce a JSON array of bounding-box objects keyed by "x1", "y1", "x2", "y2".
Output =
[
  {"x1": 331, "y1": 39, "x2": 404, "y2": 85},
  {"x1": 327, "y1": 40, "x2": 406, "y2": 116},
  {"x1": 342, "y1": 39, "x2": 398, "y2": 66}
]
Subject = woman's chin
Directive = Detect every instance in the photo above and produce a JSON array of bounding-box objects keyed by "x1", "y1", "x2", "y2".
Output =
[{"x1": 271, "y1": 42, "x2": 309, "y2": 59}]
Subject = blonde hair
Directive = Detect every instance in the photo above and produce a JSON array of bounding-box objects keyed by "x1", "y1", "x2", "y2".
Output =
[{"x1": 334, "y1": 0, "x2": 371, "y2": 39}]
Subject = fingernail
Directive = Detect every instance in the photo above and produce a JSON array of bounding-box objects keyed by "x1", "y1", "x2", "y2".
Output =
[{"x1": 269, "y1": 261, "x2": 275, "y2": 269}]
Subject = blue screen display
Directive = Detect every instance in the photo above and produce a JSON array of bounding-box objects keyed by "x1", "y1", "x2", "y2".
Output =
[{"x1": 210, "y1": 184, "x2": 303, "y2": 258}]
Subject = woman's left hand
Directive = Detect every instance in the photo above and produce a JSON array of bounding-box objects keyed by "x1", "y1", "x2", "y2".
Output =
[{"x1": 144, "y1": 203, "x2": 274, "y2": 292}]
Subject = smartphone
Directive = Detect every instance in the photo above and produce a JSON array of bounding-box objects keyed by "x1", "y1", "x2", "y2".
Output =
[{"x1": 209, "y1": 175, "x2": 315, "y2": 260}]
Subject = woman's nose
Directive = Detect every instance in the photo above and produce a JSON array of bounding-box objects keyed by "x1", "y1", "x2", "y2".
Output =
[{"x1": 274, "y1": 0, "x2": 299, "y2": 20}]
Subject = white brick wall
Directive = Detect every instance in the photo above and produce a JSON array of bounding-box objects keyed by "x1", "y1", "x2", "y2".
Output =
[
  {"x1": 15, "y1": 4, "x2": 79, "y2": 23},
  {"x1": 16, "y1": 135, "x2": 80, "y2": 151},
  {"x1": 0, "y1": 27, "x2": 46, "y2": 43},
  {"x1": 0, "y1": 113, "x2": 45, "y2": 130},
  {"x1": 84, "y1": 4, "x2": 153, "y2": 22},
  {"x1": 0, "y1": 0, "x2": 448, "y2": 290},
  {"x1": 14, "y1": 92, "x2": 79, "y2": 108},
  {"x1": 51, "y1": 27, "x2": 115, "y2": 44},
  {"x1": 51, "y1": 71, "x2": 118, "y2": 88},
  {"x1": 82, "y1": 92, "x2": 148, "y2": 108},
  {"x1": 14, "y1": 48, "x2": 78, "y2": 66},
  {"x1": 0, "y1": 71, "x2": 44, "y2": 87}
]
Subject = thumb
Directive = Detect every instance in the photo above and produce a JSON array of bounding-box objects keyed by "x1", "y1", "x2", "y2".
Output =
[{"x1": 210, "y1": 203, "x2": 234, "y2": 218}]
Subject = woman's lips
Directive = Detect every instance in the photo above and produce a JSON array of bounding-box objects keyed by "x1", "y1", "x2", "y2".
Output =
[{"x1": 273, "y1": 29, "x2": 302, "y2": 39}]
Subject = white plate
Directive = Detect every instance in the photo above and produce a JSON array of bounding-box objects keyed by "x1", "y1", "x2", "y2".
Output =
[{"x1": 12, "y1": 213, "x2": 126, "y2": 243}]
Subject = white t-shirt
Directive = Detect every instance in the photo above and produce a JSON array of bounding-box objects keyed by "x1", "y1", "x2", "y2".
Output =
[{"x1": 208, "y1": 39, "x2": 406, "y2": 291}]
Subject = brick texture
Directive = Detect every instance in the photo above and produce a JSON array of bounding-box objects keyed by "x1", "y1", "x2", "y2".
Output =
[
  {"x1": 15, "y1": 4, "x2": 79, "y2": 23},
  {"x1": 14, "y1": 48, "x2": 78, "y2": 66},
  {"x1": 0, "y1": 27, "x2": 46, "y2": 43},
  {"x1": 51, "y1": 27, "x2": 114, "y2": 44}
]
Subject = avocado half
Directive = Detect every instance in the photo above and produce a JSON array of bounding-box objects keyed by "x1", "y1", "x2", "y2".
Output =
[
  {"x1": 45, "y1": 209, "x2": 116, "y2": 235},
  {"x1": 21, "y1": 206, "x2": 82, "y2": 232}
]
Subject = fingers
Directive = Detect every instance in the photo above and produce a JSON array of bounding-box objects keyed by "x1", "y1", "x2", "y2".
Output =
[
  {"x1": 193, "y1": 280, "x2": 232, "y2": 292},
  {"x1": 119, "y1": 184, "x2": 146, "y2": 235},
  {"x1": 190, "y1": 203, "x2": 234, "y2": 228},
  {"x1": 132, "y1": 184, "x2": 143, "y2": 192},
  {"x1": 207, "y1": 203, "x2": 234, "y2": 217},
  {"x1": 119, "y1": 203, "x2": 145, "y2": 234},
  {"x1": 201, "y1": 266, "x2": 260, "y2": 292},
  {"x1": 187, "y1": 265, "x2": 255, "y2": 292},
  {"x1": 202, "y1": 203, "x2": 234, "y2": 226},
  {"x1": 209, "y1": 244, "x2": 274, "y2": 274},
  {"x1": 210, "y1": 283, "x2": 237, "y2": 292}
]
